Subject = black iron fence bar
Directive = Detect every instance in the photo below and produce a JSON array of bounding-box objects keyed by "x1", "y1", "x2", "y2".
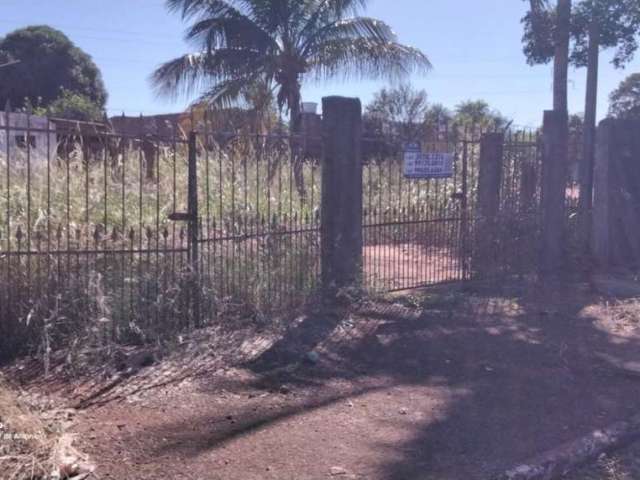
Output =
[
  {"x1": 187, "y1": 130, "x2": 200, "y2": 325},
  {"x1": 0, "y1": 110, "x2": 196, "y2": 348},
  {"x1": 25, "y1": 112, "x2": 32, "y2": 302}
]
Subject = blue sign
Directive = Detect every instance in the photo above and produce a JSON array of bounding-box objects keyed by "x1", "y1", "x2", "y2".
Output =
[{"x1": 403, "y1": 147, "x2": 454, "y2": 179}]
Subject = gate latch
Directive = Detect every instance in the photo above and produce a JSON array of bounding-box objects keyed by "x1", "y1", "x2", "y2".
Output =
[{"x1": 169, "y1": 212, "x2": 195, "y2": 222}]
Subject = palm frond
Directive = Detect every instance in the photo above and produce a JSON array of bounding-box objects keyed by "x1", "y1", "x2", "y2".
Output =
[
  {"x1": 196, "y1": 75, "x2": 262, "y2": 108},
  {"x1": 166, "y1": 0, "x2": 246, "y2": 20},
  {"x1": 312, "y1": 0, "x2": 369, "y2": 17},
  {"x1": 229, "y1": 0, "x2": 300, "y2": 35},
  {"x1": 303, "y1": 17, "x2": 396, "y2": 54},
  {"x1": 185, "y1": 15, "x2": 275, "y2": 50},
  {"x1": 158, "y1": 0, "x2": 430, "y2": 111},
  {"x1": 309, "y1": 37, "x2": 431, "y2": 82},
  {"x1": 528, "y1": 0, "x2": 551, "y2": 14},
  {"x1": 151, "y1": 53, "x2": 210, "y2": 99},
  {"x1": 196, "y1": 77, "x2": 252, "y2": 108},
  {"x1": 151, "y1": 49, "x2": 263, "y2": 99},
  {"x1": 297, "y1": 0, "x2": 370, "y2": 45}
]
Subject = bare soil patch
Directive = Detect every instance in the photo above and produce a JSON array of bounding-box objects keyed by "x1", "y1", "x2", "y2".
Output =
[
  {"x1": 4, "y1": 279, "x2": 640, "y2": 480},
  {"x1": 363, "y1": 243, "x2": 462, "y2": 289}
]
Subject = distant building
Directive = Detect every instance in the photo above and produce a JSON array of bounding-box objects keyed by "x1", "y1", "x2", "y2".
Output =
[
  {"x1": 109, "y1": 108, "x2": 284, "y2": 140},
  {"x1": 0, "y1": 112, "x2": 57, "y2": 164},
  {"x1": 109, "y1": 113, "x2": 185, "y2": 139},
  {"x1": 51, "y1": 117, "x2": 114, "y2": 162},
  {"x1": 298, "y1": 103, "x2": 399, "y2": 162}
]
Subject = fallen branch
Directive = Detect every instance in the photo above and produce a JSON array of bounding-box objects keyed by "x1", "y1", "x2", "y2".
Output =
[{"x1": 493, "y1": 412, "x2": 640, "y2": 480}]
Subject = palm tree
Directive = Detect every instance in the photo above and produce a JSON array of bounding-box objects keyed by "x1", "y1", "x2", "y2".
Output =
[
  {"x1": 453, "y1": 100, "x2": 509, "y2": 137},
  {"x1": 152, "y1": 0, "x2": 431, "y2": 137}
]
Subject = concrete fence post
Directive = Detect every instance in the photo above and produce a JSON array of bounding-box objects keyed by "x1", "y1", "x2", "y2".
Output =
[
  {"x1": 592, "y1": 119, "x2": 640, "y2": 270},
  {"x1": 321, "y1": 96, "x2": 363, "y2": 296},
  {"x1": 475, "y1": 132, "x2": 504, "y2": 277},
  {"x1": 540, "y1": 110, "x2": 568, "y2": 275}
]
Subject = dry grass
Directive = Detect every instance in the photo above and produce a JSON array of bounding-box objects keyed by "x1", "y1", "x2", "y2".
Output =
[
  {"x1": 0, "y1": 376, "x2": 50, "y2": 479},
  {"x1": 0, "y1": 138, "x2": 321, "y2": 365},
  {"x1": 0, "y1": 375, "x2": 93, "y2": 480}
]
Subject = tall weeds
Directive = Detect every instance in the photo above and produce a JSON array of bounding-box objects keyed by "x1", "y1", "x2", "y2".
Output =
[{"x1": 0, "y1": 135, "x2": 320, "y2": 363}]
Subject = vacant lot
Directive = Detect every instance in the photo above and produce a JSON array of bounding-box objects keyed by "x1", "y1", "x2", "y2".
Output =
[{"x1": 4, "y1": 279, "x2": 640, "y2": 480}]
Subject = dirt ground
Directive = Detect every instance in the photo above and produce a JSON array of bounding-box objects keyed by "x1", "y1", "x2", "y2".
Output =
[
  {"x1": 363, "y1": 244, "x2": 462, "y2": 289},
  {"x1": 4, "y1": 278, "x2": 640, "y2": 480}
]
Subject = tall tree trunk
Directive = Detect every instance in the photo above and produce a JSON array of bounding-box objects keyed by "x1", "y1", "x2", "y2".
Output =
[
  {"x1": 548, "y1": 0, "x2": 571, "y2": 267},
  {"x1": 553, "y1": 0, "x2": 571, "y2": 113},
  {"x1": 578, "y1": 18, "x2": 600, "y2": 254}
]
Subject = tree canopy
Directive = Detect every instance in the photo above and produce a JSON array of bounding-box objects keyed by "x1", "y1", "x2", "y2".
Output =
[
  {"x1": 453, "y1": 100, "x2": 509, "y2": 132},
  {"x1": 365, "y1": 84, "x2": 429, "y2": 141},
  {"x1": 521, "y1": 0, "x2": 640, "y2": 70},
  {"x1": 363, "y1": 88, "x2": 508, "y2": 144},
  {"x1": 152, "y1": 0, "x2": 431, "y2": 133},
  {"x1": 570, "y1": 0, "x2": 640, "y2": 68},
  {"x1": 0, "y1": 25, "x2": 107, "y2": 111},
  {"x1": 609, "y1": 73, "x2": 640, "y2": 119},
  {"x1": 34, "y1": 88, "x2": 105, "y2": 122}
]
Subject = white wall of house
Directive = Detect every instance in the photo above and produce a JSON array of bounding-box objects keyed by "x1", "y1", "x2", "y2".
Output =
[{"x1": 0, "y1": 112, "x2": 57, "y2": 164}]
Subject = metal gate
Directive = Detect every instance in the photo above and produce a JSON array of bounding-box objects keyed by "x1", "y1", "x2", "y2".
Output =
[{"x1": 361, "y1": 133, "x2": 479, "y2": 292}]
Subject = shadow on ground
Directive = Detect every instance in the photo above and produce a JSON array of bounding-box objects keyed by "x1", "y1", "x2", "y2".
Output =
[{"x1": 69, "y1": 278, "x2": 640, "y2": 479}]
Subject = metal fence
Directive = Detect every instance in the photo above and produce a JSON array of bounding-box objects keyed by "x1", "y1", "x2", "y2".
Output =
[
  {"x1": 0, "y1": 113, "x2": 326, "y2": 357},
  {"x1": 1, "y1": 108, "x2": 563, "y2": 359},
  {"x1": 195, "y1": 131, "x2": 322, "y2": 314},
  {"x1": 0, "y1": 115, "x2": 195, "y2": 357},
  {"x1": 497, "y1": 129, "x2": 543, "y2": 276}
]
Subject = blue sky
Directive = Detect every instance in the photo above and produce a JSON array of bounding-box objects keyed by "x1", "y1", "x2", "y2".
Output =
[{"x1": 1, "y1": 0, "x2": 638, "y2": 127}]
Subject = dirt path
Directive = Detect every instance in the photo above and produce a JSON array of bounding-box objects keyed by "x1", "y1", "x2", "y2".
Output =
[{"x1": 10, "y1": 281, "x2": 640, "y2": 479}]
